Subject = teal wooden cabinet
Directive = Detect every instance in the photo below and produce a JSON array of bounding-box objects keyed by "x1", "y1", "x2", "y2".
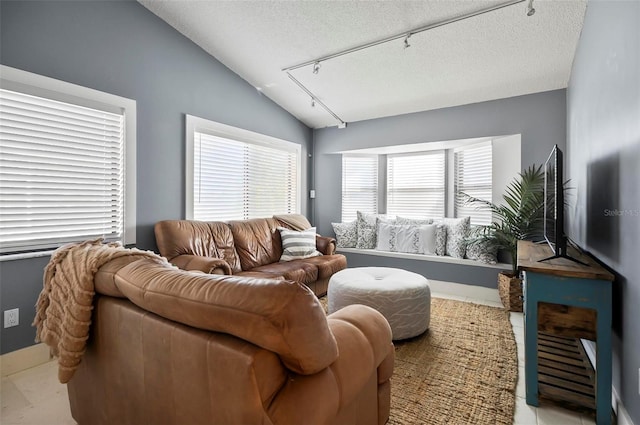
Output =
[{"x1": 517, "y1": 241, "x2": 614, "y2": 425}]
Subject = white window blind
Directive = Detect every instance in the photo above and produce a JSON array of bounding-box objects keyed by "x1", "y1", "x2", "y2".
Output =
[
  {"x1": 454, "y1": 141, "x2": 493, "y2": 225},
  {"x1": 0, "y1": 88, "x2": 126, "y2": 254},
  {"x1": 192, "y1": 131, "x2": 299, "y2": 221},
  {"x1": 341, "y1": 155, "x2": 378, "y2": 222},
  {"x1": 387, "y1": 151, "x2": 445, "y2": 219}
]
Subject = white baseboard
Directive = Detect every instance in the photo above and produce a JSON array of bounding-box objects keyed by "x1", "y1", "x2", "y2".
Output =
[
  {"x1": 581, "y1": 340, "x2": 636, "y2": 425},
  {"x1": 428, "y1": 279, "x2": 501, "y2": 303},
  {"x1": 0, "y1": 343, "x2": 51, "y2": 376}
]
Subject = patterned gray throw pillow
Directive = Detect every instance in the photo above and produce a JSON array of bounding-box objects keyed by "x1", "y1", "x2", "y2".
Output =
[
  {"x1": 356, "y1": 211, "x2": 378, "y2": 249},
  {"x1": 396, "y1": 216, "x2": 434, "y2": 226},
  {"x1": 331, "y1": 220, "x2": 357, "y2": 248},
  {"x1": 435, "y1": 224, "x2": 447, "y2": 256},
  {"x1": 466, "y1": 239, "x2": 498, "y2": 264},
  {"x1": 442, "y1": 217, "x2": 471, "y2": 259}
]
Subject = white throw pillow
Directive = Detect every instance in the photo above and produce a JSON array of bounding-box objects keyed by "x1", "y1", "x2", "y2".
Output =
[
  {"x1": 278, "y1": 227, "x2": 322, "y2": 261},
  {"x1": 392, "y1": 225, "x2": 420, "y2": 254},
  {"x1": 417, "y1": 224, "x2": 438, "y2": 255},
  {"x1": 376, "y1": 222, "x2": 394, "y2": 251}
]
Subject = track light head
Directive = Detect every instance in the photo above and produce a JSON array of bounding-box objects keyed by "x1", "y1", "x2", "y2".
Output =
[
  {"x1": 527, "y1": 0, "x2": 535, "y2": 16},
  {"x1": 311, "y1": 99, "x2": 315, "y2": 108},
  {"x1": 404, "y1": 34, "x2": 411, "y2": 49},
  {"x1": 312, "y1": 61, "x2": 321, "y2": 74}
]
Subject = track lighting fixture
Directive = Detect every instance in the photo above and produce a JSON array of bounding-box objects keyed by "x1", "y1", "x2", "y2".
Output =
[
  {"x1": 282, "y1": 0, "x2": 534, "y2": 127},
  {"x1": 311, "y1": 98, "x2": 315, "y2": 108},
  {"x1": 527, "y1": 0, "x2": 535, "y2": 16}
]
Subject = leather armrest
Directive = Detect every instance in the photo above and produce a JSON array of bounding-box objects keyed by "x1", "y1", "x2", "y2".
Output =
[
  {"x1": 170, "y1": 254, "x2": 232, "y2": 275},
  {"x1": 267, "y1": 305, "x2": 393, "y2": 424},
  {"x1": 315, "y1": 235, "x2": 337, "y2": 255}
]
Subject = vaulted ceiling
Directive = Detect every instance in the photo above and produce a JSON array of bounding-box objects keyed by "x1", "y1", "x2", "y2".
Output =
[{"x1": 139, "y1": 0, "x2": 587, "y2": 129}]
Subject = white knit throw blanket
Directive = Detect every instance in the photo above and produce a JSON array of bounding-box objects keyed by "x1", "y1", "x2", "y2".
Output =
[{"x1": 33, "y1": 239, "x2": 170, "y2": 383}]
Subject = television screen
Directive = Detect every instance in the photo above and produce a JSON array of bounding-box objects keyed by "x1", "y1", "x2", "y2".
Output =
[
  {"x1": 543, "y1": 146, "x2": 560, "y2": 254},
  {"x1": 540, "y1": 145, "x2": 585, "y2": 265}
]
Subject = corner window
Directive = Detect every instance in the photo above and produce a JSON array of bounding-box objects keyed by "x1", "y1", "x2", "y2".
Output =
[
  {"x1": 341, "y1": 155, "x2": 378, "y2": 222},
  {"x1": 340, "y1": 139, "x2": 494, "y2": 224},
  {"x1": 0, "y1": 66, "x2": 136, "y2": 257},
  {"x1": 454, "y1": 141, "x2": 493, "y2": 225},
  {"x1": 186, "y1": 115, "x2": 301, "y2": 221}
]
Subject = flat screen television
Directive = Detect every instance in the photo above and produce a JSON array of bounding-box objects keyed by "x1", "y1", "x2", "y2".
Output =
[{"x1": 539, "y1": 144, "x2": 585, "y2": 265}]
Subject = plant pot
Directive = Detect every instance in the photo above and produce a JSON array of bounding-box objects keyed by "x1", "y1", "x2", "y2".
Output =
[{"x1": 498, "y1": 272, "x2": 523, "y2": 312}]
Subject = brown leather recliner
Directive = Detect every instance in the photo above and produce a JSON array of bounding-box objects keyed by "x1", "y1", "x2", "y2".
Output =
[
  {"x1": 67, "y1": 257, "x2": 394, "y2": 425},
  {"x1": 154, "y1": 218, "x2": 347, "y2": 296}
]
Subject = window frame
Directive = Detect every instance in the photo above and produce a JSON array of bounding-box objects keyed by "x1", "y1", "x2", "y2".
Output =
[
  {"x1": 185, "y1": 114, "x2": 302, "y2": 221},
  {"x1": 340, "y1": 140, "x2": 496, "y2": 223},
  {"x1": 0, "y1": 65, "x2": 136, "y2": 260},
  {"x1": 341, "y1": 154, "x2": 379, "y2": 222},
  {"x1": 453, "y1": 140, "x2": 493, "y2": 225}
]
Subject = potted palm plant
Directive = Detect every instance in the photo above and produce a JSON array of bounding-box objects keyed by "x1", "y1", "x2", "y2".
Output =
[{"x1": 464, "y1": 164, "x2": 545, "y2": 311}]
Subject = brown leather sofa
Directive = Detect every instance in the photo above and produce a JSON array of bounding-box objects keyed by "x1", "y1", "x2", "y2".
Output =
[
  {"x1": 155, "y1": 218, "x2": 347, "y2": 296},
  {"x1": 68, "y1": 257, "x2": 394, "y2": 425}
]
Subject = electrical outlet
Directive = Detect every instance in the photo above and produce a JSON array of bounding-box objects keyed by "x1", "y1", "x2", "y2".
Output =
[{"x1": 4, "y1": 308, "x2": 19, "y2": 328}]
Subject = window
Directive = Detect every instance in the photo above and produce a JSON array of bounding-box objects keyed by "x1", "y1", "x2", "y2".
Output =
[
  {"x1": 341, "y1": 155, "x2": 378, "y2": 222},
  {"x1": 387, "y1": 152, "x2": 445, "y2": 219},
  {"x1": 0, "y1": 66, "x2": 136, "y2": 256},
  {"x1": 454, "y1": 142, "x2": 493, "y2": 225},
  {"x1": 186, "y1": 115, "x2": 300, "y2": 221},
  {"x1": 340, "y1": 140, "x2": 497, "y2": 224}
]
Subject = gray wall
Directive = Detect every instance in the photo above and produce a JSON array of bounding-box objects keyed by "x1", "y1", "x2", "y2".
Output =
[
  {"x1": 566, "y1": 1, "x2": 640, "y2": 422},
  {"x1": 312, "y1": 90, "x2": 567, "y2": 286},
  {"x1": 0, "y1": 0, "x2": 312, "y2": 354}
]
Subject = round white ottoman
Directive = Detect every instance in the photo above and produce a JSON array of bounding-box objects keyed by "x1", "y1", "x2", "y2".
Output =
[{"x1": 328, "y1": 267, "x2": 431, "y2": 340}]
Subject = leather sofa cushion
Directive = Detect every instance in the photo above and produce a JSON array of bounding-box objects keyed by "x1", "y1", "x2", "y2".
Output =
[
  {"x1": 94, "y1": 256, "x2": 143, "y2": 298},
  {"x1": 249, "y1": 261, "x2": 318, "y2": 284},
  {"x1": 114, "y1": 258, "x2": 338, "y2": 375},
  {"x1": 155, "y1": 220, "x2": 242, "y2": 272},
  {"x1": 299, "y1": 255, "x2": 348, "y2": 279},
  {"x1": 228, "y1": 218, "x2": 282, "y2": 270},
  {"x1": 234, "y1": 271, "x2": 285, "y2": 280}
]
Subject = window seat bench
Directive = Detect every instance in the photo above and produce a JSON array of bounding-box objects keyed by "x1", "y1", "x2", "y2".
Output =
[{"x1": 336, "y1": 248, "x2": 511, "y2": 289}]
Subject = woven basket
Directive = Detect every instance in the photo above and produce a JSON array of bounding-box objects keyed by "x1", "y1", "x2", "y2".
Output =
[{"x1": 498, "y1": 272, "x2": 523, "y2": 312}]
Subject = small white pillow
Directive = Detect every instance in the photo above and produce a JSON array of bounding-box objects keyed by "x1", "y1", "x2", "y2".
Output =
[
  {"x1": 376, "y1": 223, "x2": 420, "y2": 254},
  {"x1": 417, "y1": 224, "x2": 438, "y2": 255},
  {"x1": 376, "y1": 222, "x2": 394, "y2": 251},
  {"x1": 278, "y1": 227, "x2": 322, "y2": 262},
  {"x1": 393, "y1": 225, "x2": 420, "y2": 254}
]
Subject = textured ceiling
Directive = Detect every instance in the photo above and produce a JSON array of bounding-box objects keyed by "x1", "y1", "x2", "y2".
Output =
[{"x1": 138, "y1": 0, "x2": 587, "y2": 129}]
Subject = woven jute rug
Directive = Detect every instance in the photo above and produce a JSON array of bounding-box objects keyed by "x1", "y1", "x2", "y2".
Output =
[{"x1": 320, "y1": 296, "x2": 518, "y2": 424}]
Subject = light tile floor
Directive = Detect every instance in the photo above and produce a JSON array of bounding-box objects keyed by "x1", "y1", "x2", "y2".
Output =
[{"x1": 1, "y1": 291, "x2": 597, "y2": 425}]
